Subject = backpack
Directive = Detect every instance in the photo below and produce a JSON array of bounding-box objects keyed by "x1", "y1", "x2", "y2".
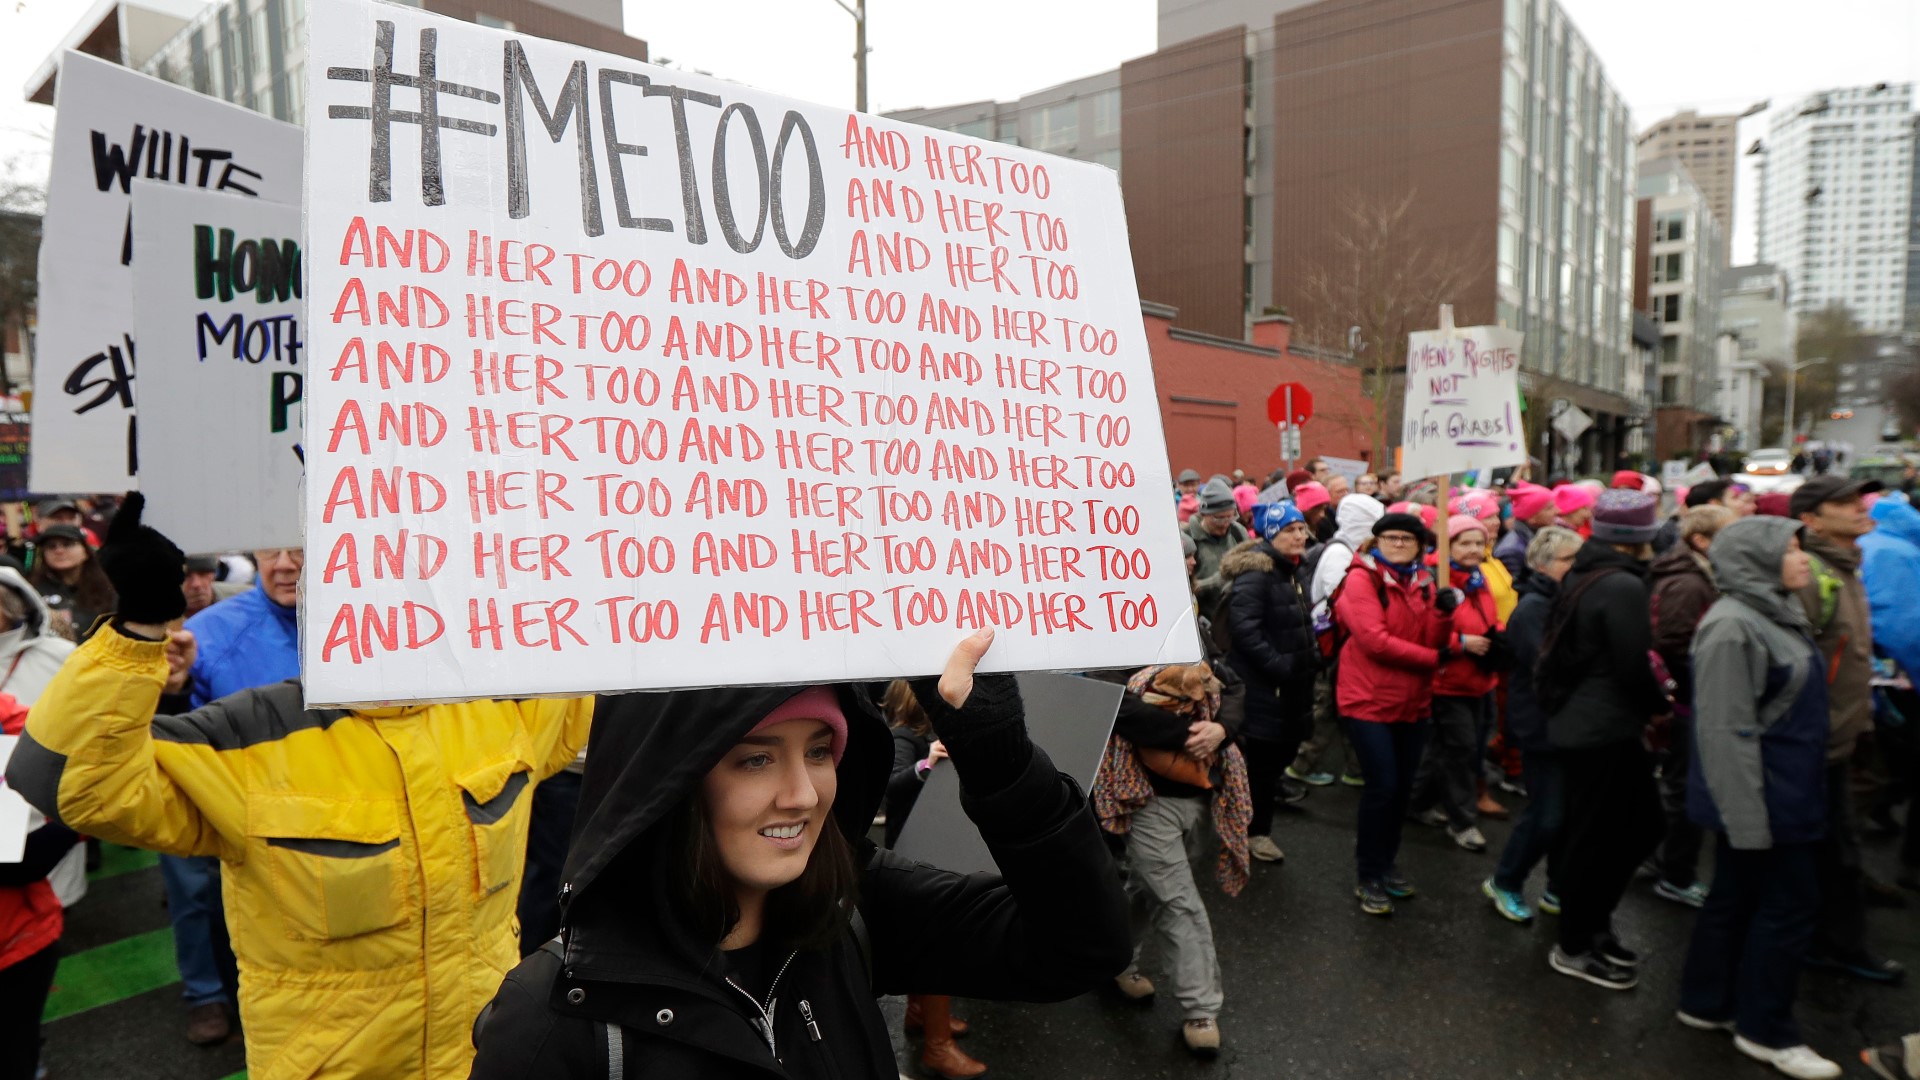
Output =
[
  {"x1": 1314, "y1": 554, "x2": 1391, "y2": 660},
  {"x1": 1298, "y1": 540, "x2": 1334, "y2": 594},
  {"x1": 1533, "y1": 566, "x2": 1624, "y2": 716}
]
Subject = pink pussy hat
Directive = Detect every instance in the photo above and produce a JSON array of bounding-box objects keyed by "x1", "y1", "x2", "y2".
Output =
[
  {"x1": 750, "y1": 686, "x2": 848, "y2": 765},
  {"x1": 1553, "y1": 485, "x2": 1596, "y2": 515}
]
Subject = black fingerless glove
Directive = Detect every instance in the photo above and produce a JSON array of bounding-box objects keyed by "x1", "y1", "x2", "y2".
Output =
[
  {"x1": 96, "y1": 493, "x2": 187, "y2": 625},
  {"x1": 908, "y1": 674, "x2": 1032, "y2": 796},
  {"x1": 1435, "y1": 587, "x2": 1464, "y2": 615}
]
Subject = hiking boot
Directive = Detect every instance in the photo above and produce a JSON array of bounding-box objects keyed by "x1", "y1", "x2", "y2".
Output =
[
  {"x1": 1249, "y1": 835, "x2": 1285, "y2": 863},
  {"x1": 1339, "y1": 770, "x2": 1365, "y2": 787},
  {"x1": 1654, "y1": 879, "x2": 1709, "y2": 909},
  {"x1": 904, "y1": 998, "x2": 969, "y2": 1037},
  {"x1": 1381, "y1": 872, "x2": 1417, "y2": 899},
  {"x1": 1548, "y1": 946, "x2": 1637, "y2": 990},
  {"x1": 186, "y1": 1002, "x2": 231, "y2": 1046},
  {"x1": 1482, "y1": 878, "x2": 1533, "y2": 924},
  {"x1": 1287, "y1": 766, "x2": 1336, "y2": 787},
  {"x1": 1113, "y1": 971, "x2": 1156, "y2": 1001},
  {"x1": 1537, "y1": 890, "x2": 1562, "y2": 916},
  {"x1": 1355, "y1": 880, "x2": 1394, "y2": 915},
  {"x1": 1594, "y1": 933, "x2": 1642, "y2": 968},
  {"x1": 1182, "y1": 1018, "x2": 1221, "y2": 1057},
  {"x1": 1449, "y1": 826, "x2": 1488, "y2": 852},
  {"x1": 1675, "y1": 1010, "x2": 1735, "y2": 1034},
  {"x1": 1734, "y1": 1036, "x2": 1841, "y2": 1079}
]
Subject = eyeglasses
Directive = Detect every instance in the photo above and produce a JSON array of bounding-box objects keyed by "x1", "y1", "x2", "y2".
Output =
[{"x1": 1377, "y1": 533, "x2": 1419, "y2": 545}]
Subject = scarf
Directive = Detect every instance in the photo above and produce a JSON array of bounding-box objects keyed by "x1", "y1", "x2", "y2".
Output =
[
  {"x1": 1450, "y1": 561, "x2": 1486, "y2": 592},
  {"x1": 1373, "y1": 550, "x2": 1420, "y2": 579},
  {"x1": 1090, "y1": 736, "x2": 1251, "y2": 897}
]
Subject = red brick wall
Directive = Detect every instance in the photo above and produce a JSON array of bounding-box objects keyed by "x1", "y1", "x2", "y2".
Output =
[{"x1": 1143, "y1": 308, "x2": 1372, "y2": 480}]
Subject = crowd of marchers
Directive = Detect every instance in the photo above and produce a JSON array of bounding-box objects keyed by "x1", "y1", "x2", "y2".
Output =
[{"x1": 2, "y1": 458, "x2": 1920, "y2": 1080}]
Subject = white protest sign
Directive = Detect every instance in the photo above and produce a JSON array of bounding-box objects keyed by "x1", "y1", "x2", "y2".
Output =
[
  {"x1": 131, "y1": 185, "x2": 304, "y2": 553},
  {"x1": 1400, "y1": 313, "x2": 1526, "y2": 478},
  {"x1": 32, "y1": 53, "x2": 303, "y2": 495},
  {"x1": 301, "y1": 0, "x2": 1197, "y2": 706},
  {"x1": 0, "y1": 736, "x2": 30, "y2": 863}
]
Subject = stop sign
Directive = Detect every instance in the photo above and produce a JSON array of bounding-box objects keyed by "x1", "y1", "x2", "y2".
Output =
[{"x1": 1267, "y1": 382, "x2": 1313, "y2": 426}]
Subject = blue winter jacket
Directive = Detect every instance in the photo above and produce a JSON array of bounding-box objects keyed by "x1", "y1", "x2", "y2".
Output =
[
  {"x1": 183, "y1": 581, "x2": 299, "y2": 708},
  {"x1": 1860, "y1": 495, "x2": 1920, "y2": 680}
]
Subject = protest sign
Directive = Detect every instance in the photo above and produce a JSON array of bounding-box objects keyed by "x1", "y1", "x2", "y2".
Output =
[
  {"x1": 0, "y1": 736, "x2": 30, "y2": 863},
  {"x1": 31, "y1": 52, "x2": 302, "y2": 495},
  {"x1": 1399, "y1": 311, "x2": 1526, "y2": 479},
  {"x1": 0, "y1": 409, "x2": 29, "y2": 500},
  {"x1": 131, "y1": 184, "x2": 304, "y2": 553},
  {"x1": 301, "y1": 0, "x2": 1196, "y2": 705},
  {"x1": 893, "y1": 672, "x2": 1120, "y2": 875}
]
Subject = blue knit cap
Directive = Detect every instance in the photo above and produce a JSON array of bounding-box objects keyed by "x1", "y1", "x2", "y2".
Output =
[{"x1": 1256, "y1": 501, "x2": 1306, "y2": 542}]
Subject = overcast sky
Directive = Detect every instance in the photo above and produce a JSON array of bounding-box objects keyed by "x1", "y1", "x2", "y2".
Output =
[{"x1": 3, "y1": 0, "x2": 1918, "y2": 255}]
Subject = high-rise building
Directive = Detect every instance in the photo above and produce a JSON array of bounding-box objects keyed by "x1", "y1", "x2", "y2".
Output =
[
  {"x1": 1756, "y1": 83, "x2": 1915, "y2": 334},
  {"x1": 1719, "y1": 262, "x2": 1794, "y2": 450},
  {"x1": 885, "y1": 70, "x2": 1122, "y2": 175},
  {"x1": 1636, "y1": 109, "x2": 1743, "y2": 246},
  {"x1": 1636, "y1": 157, "x2": 1724, "y2": 457},
  {"x1": 29, "y1": 0, "x2": 646, "y2": 125}
]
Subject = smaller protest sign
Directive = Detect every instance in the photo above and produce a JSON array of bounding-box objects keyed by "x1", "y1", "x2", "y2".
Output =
[
  {"x1": 0, "y1": 736, "x2": 30, "y2": 863},
  {"x1": 891, "y1": 673, "x2": 1121, "y2": 875},
  {"x1": 0, "y1": 409, "x2": 28, "y2": 501},
  {"x1": 1400, "y1": 309, "x2": 1526, "y2": 479},
  {"x1": 131, "y1": 184, "x2": 303, "y2": 553}
]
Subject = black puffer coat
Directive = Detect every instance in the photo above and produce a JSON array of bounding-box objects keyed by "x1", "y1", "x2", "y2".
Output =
[
  {"x1": 1220, "y1": 540, "x2": 1320, "y2": 742},
  {"x1": 468, "y1": 681, "x2": 1130, "y2": 1080},
  {"x1": 1543, "y1": 541, "x2": 1669, "y2": 751}
]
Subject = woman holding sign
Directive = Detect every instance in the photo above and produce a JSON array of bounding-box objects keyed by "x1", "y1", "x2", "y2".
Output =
[{"x1": 469, "y1": 631, "x2": 1131, "y2": 1080}]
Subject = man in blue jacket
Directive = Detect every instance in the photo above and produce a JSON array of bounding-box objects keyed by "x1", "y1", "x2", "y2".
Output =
[
  {"x1": 163, "y1": 546, "x2": 301, "y2": 1044},
  {"x1": 1860, "y1": 494, "x2": 1920, "y2": 889}
]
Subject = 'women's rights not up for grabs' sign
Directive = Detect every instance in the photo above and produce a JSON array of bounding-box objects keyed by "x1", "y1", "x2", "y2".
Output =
[
  {"x1": 1399, "y1": 314, "x2": 1527, "y2": 479},
  {"x1": 301, "y1": 0, "x2": 1198, "y2": 706}
]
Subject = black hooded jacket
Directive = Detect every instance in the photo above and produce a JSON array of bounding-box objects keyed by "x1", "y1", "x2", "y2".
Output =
[
  {"x1": 468, "y1": 682, "x2": 1130, "y2": 1080},
  {"x1": 1542, "y1": 542, "x2": 1669, "y2": 751}
]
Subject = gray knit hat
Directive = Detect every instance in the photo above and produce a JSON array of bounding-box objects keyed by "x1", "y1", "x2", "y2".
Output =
[
  {"x1": 1197, "y1": 479, "x2": 1236, "y2": 514},
  {"x1": 1590, "y1": 489, "x2": 1660, "y2": 544}
]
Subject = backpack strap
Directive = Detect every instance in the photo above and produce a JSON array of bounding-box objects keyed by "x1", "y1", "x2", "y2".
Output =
[{"x1": 1805, "y1": 553, "x2": 1842, "y2": 636}]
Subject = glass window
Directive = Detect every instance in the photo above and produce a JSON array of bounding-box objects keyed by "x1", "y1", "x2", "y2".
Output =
[
  {"x1": 1091, "y1": 90, "x2": 1120, "y2": 137},
  {"x1": 953, "y1": 118, "x2": 993, "y2": 139},
  {"x1": 1091, "y1": 148, "x2": 1120, "y2": 173},
  {"x1": 1037, "y1": 101, "x2": 1078, "y2": 150}
]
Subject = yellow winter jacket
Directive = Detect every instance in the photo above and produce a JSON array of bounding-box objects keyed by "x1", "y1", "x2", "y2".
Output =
[
  {"x1": 1484, "y1": 554, "x2": 1518, "y2": 624},
  {"x1": 7, "y1": 624, "x2": 592, "y2": 1079}
]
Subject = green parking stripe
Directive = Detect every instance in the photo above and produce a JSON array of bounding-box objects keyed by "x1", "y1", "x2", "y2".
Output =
[
  {"x1": 218, "y1": 1073, "x2": 246, "y2": 1080},
  {"x1": 88, "y1": 842, "x2": 159, "y2": 882},
  {"x1": 43, "y1": 927, "x2": 179, "y2": 1022}
]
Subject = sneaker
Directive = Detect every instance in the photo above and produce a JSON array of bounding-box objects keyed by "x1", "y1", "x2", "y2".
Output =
[
  {"x1": 1449, "y1": 826, "x2": 1488, "y2": 852},
  {"x1": 1182, "y1": 1018, "x2": 1222, "y2": 1057},
  {"x1": 1862, "y1": 1035, "x2": 1920, "y2": 1080},
  {"x1": 1495, "y1": 776, "x2": 1529, "y2": 797},
  {"x1": 1355, "y1": 880, "x2": 1394, "y2": 915},
  {"x1": 1805, "y1": 951, "x2": 1908, "y2": 985},
  {"x1": 1537, "y1": 890, "x2": 1562, "y2": 916},
  {"x1": 1733, "y1": 1036, "x2": 1841, "y2": 1079},
  {"x1": 1548, "y1": 946, "x2": 1638, "y2": 990},
  {"x1": 1381, "y1": 872, "x2": 1417, "y2": 899},
  {"x1": 1113, "y1": 971, "x2": 1156, "y2": 1001},
  {"x1": 1289, "y1": 768, "x2": 1336, "y2": 787},
  {"x1": 1339, "y1": 770, "x2": 1365, "y2": 788},
  {"x1": 1482, "y1": 878, "x2": 1533, "y2": 923},
  {"x1": 1654, "y1": 879, "x2": 1709, "y2": 908},
  {"x1": 1413, "y1": 807, "x2": 1449, "y2": 827},
  {"x1": 1594, "y1": 933, "x2": 1642, "y2": 968},
  {"x1": 1674, "y1": 1010, "x2": 1735, "y2": 1033},
  {"x1": 1279, "y1": 778, "x2": 1311, "y2": 805},
  {"x1": 1249, "y1": 835, "x2": 1285, "y2": 863}
]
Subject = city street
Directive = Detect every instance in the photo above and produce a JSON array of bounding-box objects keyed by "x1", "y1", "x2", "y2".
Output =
[{"x1": 44, "y1": 780, "x2": 1920, "y2": 1080}]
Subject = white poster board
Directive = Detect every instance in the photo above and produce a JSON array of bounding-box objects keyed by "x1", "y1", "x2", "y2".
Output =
[
  {"x1": 301, "y1": 0, "x2": 1197, "y2": 706},
  {"x1": 0, "y1": 736, "x2": 31, "y2": 863},
  {"x1": 31, "y1": 52, "x2": 303, "y2": 495},
  {"x1": 1400, "y1": 314, "x2": 1526, "y2": 478},
  {"x1": 131, "y1": 185, "x2": 304, "y2": 553}
]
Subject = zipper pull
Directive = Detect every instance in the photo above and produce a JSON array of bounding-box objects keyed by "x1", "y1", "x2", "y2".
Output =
[{"x1": 799, "y1": 999, "x2": 822, "y2": 1042}]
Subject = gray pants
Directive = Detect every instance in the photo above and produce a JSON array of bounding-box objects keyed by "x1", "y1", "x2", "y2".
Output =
[
  {"x1": 1291, "y1": 668, "x2": 1358, "y2": 778},
  {"x1": 1411, "y1": 694, "x2": 1489, "y2": 831},
  {"x1": 1124, "y1": 795, "x2": 1224, "y2": 1020}
]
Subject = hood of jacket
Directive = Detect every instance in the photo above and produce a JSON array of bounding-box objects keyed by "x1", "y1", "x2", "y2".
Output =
[
  {"x1": 1515, "y1": 568, "x2": 1560, "y2": 603},
  {"x1": 1332, "y1": 495, "x2": 1385, "y2": 551},
  {"x1": 1869, "y1": 495, "x2": 1920, "y2": 548},
  {"x1": 560, "y1": 685, "x2": 892, "y2": 979},
  {"x1": 1569, "y1": 538, "x2": 1650, "y2": 580},
  {"x1": 0, "y1": 566, "x2": 54, "y2": 643},
  {"x1": 1649, "y1": 541, "x2": 1714, "y2": 590},
  {"x1": 1709, "y1": 516, "x2": 1809, "y2": 632},
  {"x1": 1219, "y1": 539, "x2": 1287, "y2": 582}
]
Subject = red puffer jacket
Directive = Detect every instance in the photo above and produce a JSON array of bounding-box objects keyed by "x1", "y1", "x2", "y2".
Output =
[
  {"x1": 1433, "y1": 583, "x2": 1502, "y2": 698},
  {"x1": 1333, "y1": 556, "x2": 1452, "y2": 723},
  {"x1": 1, "y1": 691, "x2": 63, "y2": 972}
]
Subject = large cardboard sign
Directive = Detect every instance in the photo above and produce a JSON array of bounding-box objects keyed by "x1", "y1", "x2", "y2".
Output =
[
  {"x1": 301, "y1": 0, "x2": 1197, "y2": 705},
  {"x1": 1400, "y1": 316, "x2": 1526, "y2": 478},
  {"x1": 892, "y1": 673, "x2": 1120, "y2": 876},
  {"x1": 31, "y1": 52, "x2": 303, "y2": 494},
  {"x1": 0, "y1": 410, "x2": 29, "y2": 501},
  {"x1": 131, "y1": 184, "x2": 304, "y2": 554}
]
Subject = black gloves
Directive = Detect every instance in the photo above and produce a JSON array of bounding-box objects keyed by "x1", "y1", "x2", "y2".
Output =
[
  {"x1": 908, "y1": 674, "x2": 1032, "y2": 797},
  {"x1": 1435, "y1": 587, "x2": 1464, "y2": 615},
  {"x1": 97, "y1": 493, "x2": 187, "y2": 625}
]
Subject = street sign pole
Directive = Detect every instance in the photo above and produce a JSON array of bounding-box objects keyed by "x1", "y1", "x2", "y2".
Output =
[{"x1": 1283, "y1": 385, "x2": 1294, "y2": 471}]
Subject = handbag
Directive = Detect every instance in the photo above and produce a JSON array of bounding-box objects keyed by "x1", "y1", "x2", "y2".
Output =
[{"x1": 1134, "y1": 747, "x2": 1215, "y2": 789}]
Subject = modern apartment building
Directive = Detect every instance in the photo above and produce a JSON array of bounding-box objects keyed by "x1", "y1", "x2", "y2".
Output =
[
  {"x1": 1636, "y1": 157, "x2": 1724, "y2": 457},
  {"x1": 1756, "y1": 83, "x2": 1915, "y2": 333},
  {"x1": 885, "y1": 70, "x2": 1122, "y2": 175},
  {"x1": 29, "y1": 0, "x2": 645, "y2": 124},
  {"x1": 1637, "y1": 108, "x2": 1745, "y2": 248},
  {"x1": 1719, "y1": 262, "x2": 1795, "y2": 449}
]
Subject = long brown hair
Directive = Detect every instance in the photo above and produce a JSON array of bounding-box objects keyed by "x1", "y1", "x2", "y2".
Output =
[
  {"x1": 665, "y1": 775, "x2": 861, "y2": 953},
  {"x1": 29, "y1": 542, "x2": 115, "y2": 620},
  {"x1": 881, "y1": 680, "x2": 932, "y2": 737}
]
